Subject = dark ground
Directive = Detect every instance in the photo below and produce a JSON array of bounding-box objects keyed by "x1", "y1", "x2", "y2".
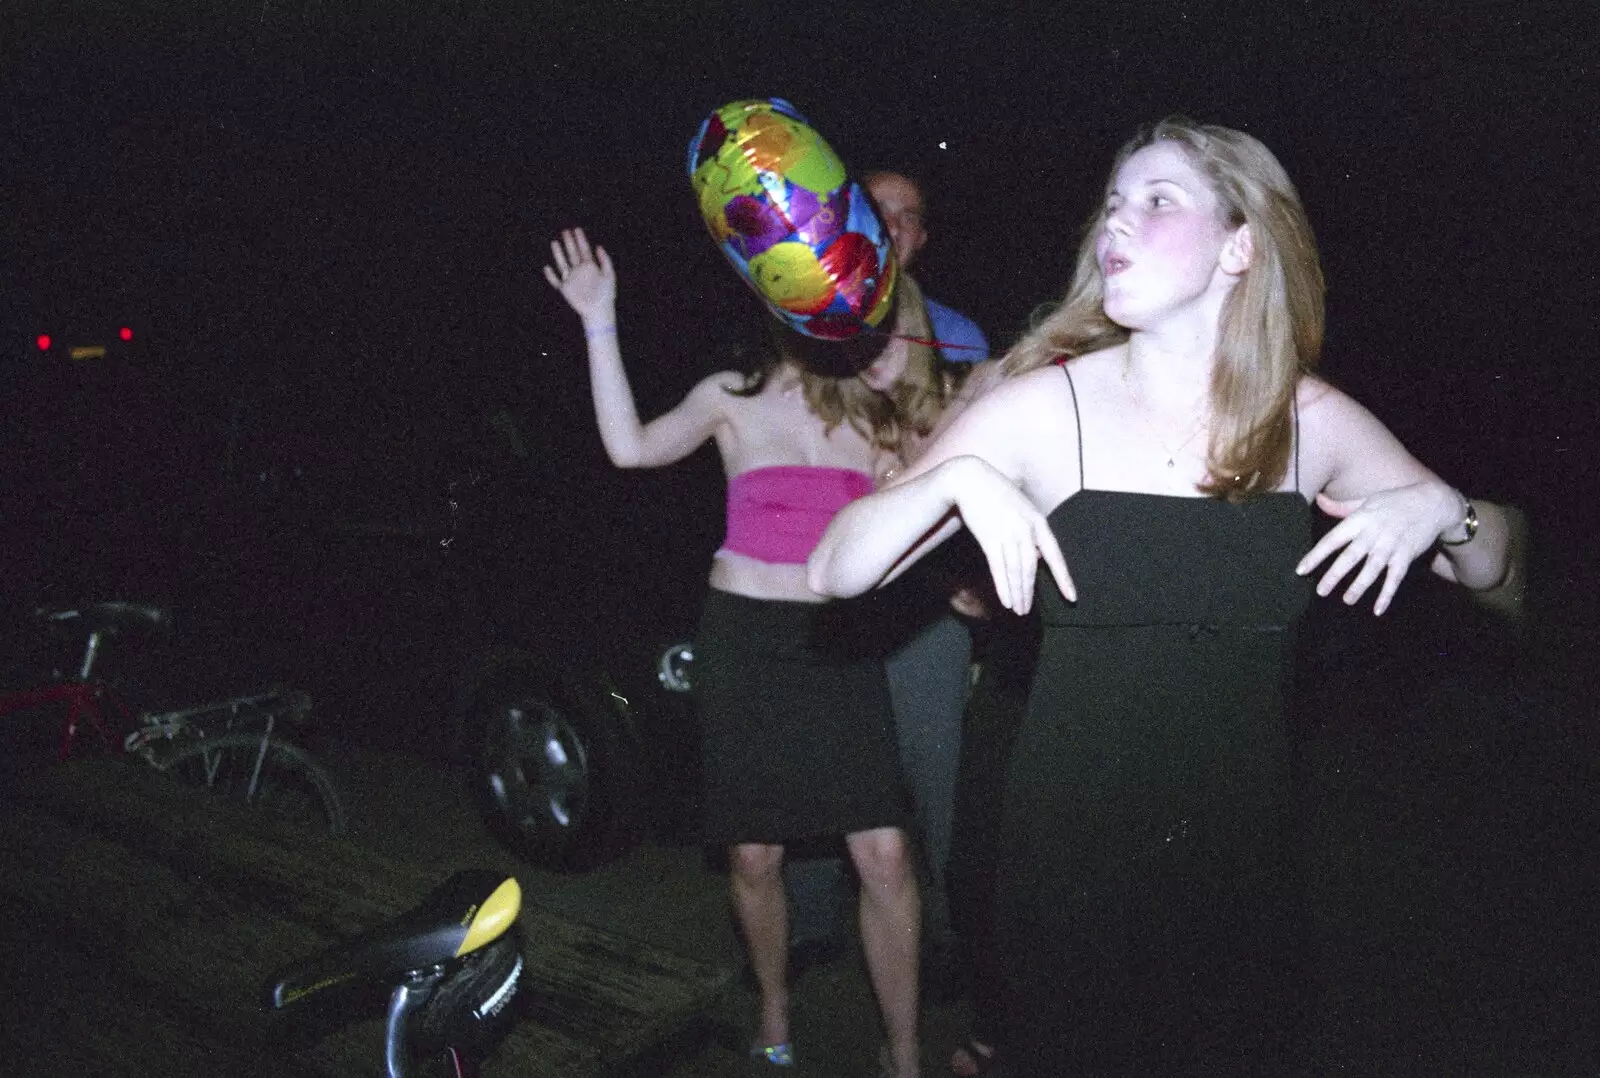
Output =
[
  {"x1": 0, "y1": 595, "x2": 1591, "y2": 1077},
  {"x1": 315, "y1": 594, "x2": 1596, "y2": 1078}
]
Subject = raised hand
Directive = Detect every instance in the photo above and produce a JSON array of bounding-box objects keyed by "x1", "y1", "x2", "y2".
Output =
[
  {"x1": 1295, "y1": 482, "x2": 1460, "y2": 616},
  {"x1": 543, "y1": 228, "x2": 616, "y2": 324}
]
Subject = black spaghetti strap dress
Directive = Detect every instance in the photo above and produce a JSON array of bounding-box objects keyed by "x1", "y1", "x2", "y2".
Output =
[{"x1": 997, "y1": 369, "x2": 1312, "y2": 1074}]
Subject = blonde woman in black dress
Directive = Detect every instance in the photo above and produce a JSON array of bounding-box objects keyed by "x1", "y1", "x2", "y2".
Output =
[{"x1": 810, "y1": 119, "x2": 1511, "y2": 1073}]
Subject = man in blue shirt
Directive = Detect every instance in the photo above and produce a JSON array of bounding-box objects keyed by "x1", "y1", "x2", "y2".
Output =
[{"x1": 866, "y1": 170, "x2": 989, "y2": 363}]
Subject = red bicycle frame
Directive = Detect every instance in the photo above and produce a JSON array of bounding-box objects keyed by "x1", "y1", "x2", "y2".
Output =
[
  {"x1": 0, "y1": 678, "x2": 132, "y2": 761},
  {"x1": 1, "y1": 607, "x2": 156, "y2": 762}
]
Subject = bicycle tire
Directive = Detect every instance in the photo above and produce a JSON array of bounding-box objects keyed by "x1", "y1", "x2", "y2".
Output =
[{"x1": 148, "y1": 730, "x2": 348, "y2": 835}]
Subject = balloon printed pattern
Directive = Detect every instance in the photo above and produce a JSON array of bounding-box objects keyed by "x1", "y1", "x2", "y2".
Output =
[{"x1": 688, "y1": 98, "x2": 898, "y2": 340}]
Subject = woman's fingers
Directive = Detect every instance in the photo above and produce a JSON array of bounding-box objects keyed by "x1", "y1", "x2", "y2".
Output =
[
  {"x1": 981, "y1": 534, "x2": 1020, "y2": 614},
  {"x1": 980, "y1": 527, "x2": 1065, "y2": 615},
  {"x1": 986, "y1": 539, "x2": 1015, "y2": 614},
  {"x1": 1295, "y1": 525, "x2": 1347, "y2": 578},
  {"x1": 1339, "y1": 551, "x2": 1386, "y2": 605},
  {"x1": 1012, "y1": 541, "x2": 1035, "y2": 615},
  {"x1": 1306, "y1": 517, "x2": 1379, "y2": 597},
  {"x1": 1313, "y1": 535, "x2": 1367, "y2": 597},
  {"x1": 544, "y1": 229, "x2": 612, "y2": 294},
  {"x1": 549, "y1": 229, "x2": 600, "y2": 277},
  {"x1": 1035, "y1": 523, "x2": 1076, "y2": 602},
  {"x1": 1300, "y1": 482, "x2": 1448, "y2": 615},
  {"x1": 959, "y1": 478, "x2": 1078, "y2": 615},
  {"x1": 1372, "y1": 560, "x2": 1410, "y2": 616}
]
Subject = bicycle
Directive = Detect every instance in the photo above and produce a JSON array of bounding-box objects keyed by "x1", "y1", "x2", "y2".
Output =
[
  {"x1": 0, "y1": 600, "x2": 347, "y2": 834},
  {"x1": 265, "y1": 869, "x2": 526, "y2": 1078}
]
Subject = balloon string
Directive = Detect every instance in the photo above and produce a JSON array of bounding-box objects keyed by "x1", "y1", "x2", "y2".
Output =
[
  {"x1": 888, "y1": 333, "x2": 986, "y2": 353},
  {"x1": 855, "y1": 326, "x2": 985, "y2": 354}
]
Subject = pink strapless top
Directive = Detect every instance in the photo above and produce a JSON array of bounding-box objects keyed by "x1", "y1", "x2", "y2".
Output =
[{"x1": 718, "y1": 465, "x2": 875, "y2": 565}]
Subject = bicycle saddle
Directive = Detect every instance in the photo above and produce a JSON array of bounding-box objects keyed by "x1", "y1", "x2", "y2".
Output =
[
  {"x1": 265, "y1": 870, "x2": 522, "y2": 1011},
  {"x1": 36, "y1": 601, "x2": 171, "y2": 637}
]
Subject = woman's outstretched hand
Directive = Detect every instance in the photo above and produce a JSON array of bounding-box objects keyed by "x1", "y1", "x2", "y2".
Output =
[
  {"x1": 947, "y1": 457, "x2": 1075, "y2": 615},
  {"x1": 1295, "y1": 482, "x2": 1459, "y2": 616},
  {"x1": 543, "y1": 228, "x2": 615, "y2": 324}
]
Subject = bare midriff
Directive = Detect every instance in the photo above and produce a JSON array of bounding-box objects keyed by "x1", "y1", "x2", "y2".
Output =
[{"x1": 708, "y1": 550, "x2": 824, "y2": 603}]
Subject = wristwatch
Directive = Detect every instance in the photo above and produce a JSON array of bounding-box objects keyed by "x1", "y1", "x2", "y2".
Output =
[{"x1": 1440, "y1": 495, "x2": 1478, "y2": 547}]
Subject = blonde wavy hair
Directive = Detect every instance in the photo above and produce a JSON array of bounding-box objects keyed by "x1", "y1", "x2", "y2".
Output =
[
  {"x1": 879, "y1": 274, "x2": 965, "y2": 457},
  {"x1": 1005, "y1": 117, "x2": 1326, "y2": 499}
]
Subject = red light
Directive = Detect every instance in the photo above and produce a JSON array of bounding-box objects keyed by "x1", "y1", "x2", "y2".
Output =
[
  {"x1": 36, "y1": 334, "x2": 51, "y2": 351},
  {"x1": 119, "y1": 326, "x2": 133, "y2": 342}
]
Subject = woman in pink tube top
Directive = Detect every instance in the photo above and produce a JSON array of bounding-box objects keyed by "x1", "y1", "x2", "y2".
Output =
[{"x1": 545, "y1": 227, "x2": 924, "y2": 1078}]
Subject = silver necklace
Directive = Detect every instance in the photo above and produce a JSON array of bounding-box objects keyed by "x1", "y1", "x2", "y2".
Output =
[{"x1": 1122, "y1": 368, "x2": 1209, "y2": 468}]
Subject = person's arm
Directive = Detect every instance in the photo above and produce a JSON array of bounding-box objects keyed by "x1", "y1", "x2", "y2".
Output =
[
  {"x1": 808, "y1": 457, "x2": 970, "y2": 596},
  {"x1": 1295, "y1": 382, "x2": 1512, "y2": 615},
  {"x1": 809, "y1": 372, "x2": 1075, "y2": 613},
  {"x1": 924, "y1": 360, "x2": 1010, "y2": 619},
  {"x1": 928, "y1": 299, "x2": 989, "y2": 363},
  {"x1": 544, "y1": 228, "x2": 724, "y2": 468}
]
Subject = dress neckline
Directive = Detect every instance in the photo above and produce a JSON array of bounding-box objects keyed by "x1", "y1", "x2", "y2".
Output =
[
  {"x1": 1045, "y1": 487, "x2": 1310, "y2": 523},
  {"x1": 1052, "y1": 365, "x2": 1306, "y2": 517}
]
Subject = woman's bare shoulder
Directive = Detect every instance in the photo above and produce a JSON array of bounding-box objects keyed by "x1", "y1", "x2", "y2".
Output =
[
  {"x1": 1059, "y1": 346, "x2": 1125, "y2": 380},
  {"x1": 1295, "y1": 373, "x2": 1381, "y2": 431},
  {"x1": 952, "y1": 361, "x2": 1079, "y2": 442},
  {"x1": 1294, "y1": 373, "x2": 1437, "y2": 495},
  {"x1": 680, "y1": 369, "x2": 749, "y2": 410},
  {"x1": 991, "y1": 348, "x2": 1122, "y2": 407},
  {"x1": 693, "y1": 369, "x2": 748, "y2": 394},
  {"x1": 999, "y1": 361, "x2": 1074, "y2": 393}
]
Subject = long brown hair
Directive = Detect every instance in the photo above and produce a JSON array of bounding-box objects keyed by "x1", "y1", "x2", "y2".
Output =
[
  {"x1": 728, "y1": 320, "x2": 900, "y2": 452},
  {"x1": 1006, "y1": 117, "x2": 1325, "y2": 499}
]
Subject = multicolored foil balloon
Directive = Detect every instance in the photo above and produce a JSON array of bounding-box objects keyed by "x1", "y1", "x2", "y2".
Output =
[{"x1": 687, "y1": 98, "x2": 898, "y2": 340}]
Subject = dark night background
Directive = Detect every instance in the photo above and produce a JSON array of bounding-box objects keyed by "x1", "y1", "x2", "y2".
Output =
[
  {"x1": 4, "y1": 3, "x2": 1599, "y2": 1072},
  {"x1": 4, "y1": 2, "x2": 1597, "y2": 723}
]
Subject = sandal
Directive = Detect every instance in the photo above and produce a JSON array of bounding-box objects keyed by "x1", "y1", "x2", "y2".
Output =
[
  {"x1": 878, "y1": 1042, "x2": 925, "y2": 1078},
  {"x1": 950, "y1": 1038, "x2": 1002, "y2": 1077},
  {"x1": 750, "y1": 1042, "x2": 794, "y2": 1067}
]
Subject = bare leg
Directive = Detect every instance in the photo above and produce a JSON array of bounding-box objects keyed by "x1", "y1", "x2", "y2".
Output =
[
  {"x1": 729, "y1": 842, "x2": 790, "y2": 1050},
  {"x1": 847, "y1": 826, "x2": 921, "y2": 1078}
]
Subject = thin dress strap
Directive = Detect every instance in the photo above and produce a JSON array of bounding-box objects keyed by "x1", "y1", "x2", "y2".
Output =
[
  {"x1": 1292, "y1": 391, "x2": 1301, "y2": 494},
  {"x1": 1058, "y1": 363, "x2": 1085, "y2": 490}
]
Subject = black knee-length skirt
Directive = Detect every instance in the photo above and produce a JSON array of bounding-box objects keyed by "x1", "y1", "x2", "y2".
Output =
[{"x1": 693, "y1": 589, "x2": 909, "y2": 846}]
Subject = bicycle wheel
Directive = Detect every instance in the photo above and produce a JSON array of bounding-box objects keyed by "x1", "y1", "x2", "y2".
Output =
[{"x1": 148, "y1": 730, "x2": 348, "y2": 835}]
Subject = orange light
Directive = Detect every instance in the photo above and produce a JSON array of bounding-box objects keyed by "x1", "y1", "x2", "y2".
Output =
[
  {"x1": 36, "y1": 334, "x2": 51, "y2": 351},
  {"x1": 118, "y1": 326, "x2": 133, "y2": 342}
]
